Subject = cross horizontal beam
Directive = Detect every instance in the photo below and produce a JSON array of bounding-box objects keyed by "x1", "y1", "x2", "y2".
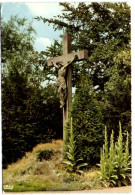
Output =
[{"x1": 47, "y1": 50, "x2": 88, "y2": 66}]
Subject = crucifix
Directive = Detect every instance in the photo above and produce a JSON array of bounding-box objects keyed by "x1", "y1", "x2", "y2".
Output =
[{"x1": 47, "y1": 33, "x2": 88, "y2": 140}]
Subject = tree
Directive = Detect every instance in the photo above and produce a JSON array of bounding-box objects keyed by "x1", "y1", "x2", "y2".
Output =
[
  {"x1": 2, "y1": 16, "x2": 62, "y2": 168},
  {"x1": 36, "y1": 2, "x2": 130, "y2": 90},
  {"x1": 100, "y1": 49, "x2": 131, "y2": 139},
  {"x1": 36, "y1": 2, "x2": 131, "y2": 142},
  {"x1": 65, "y1": 76, "x2": 104, "y2": 165},
  {"x1": 2, "y1": 16, "x2": 37, "y2": 167}
]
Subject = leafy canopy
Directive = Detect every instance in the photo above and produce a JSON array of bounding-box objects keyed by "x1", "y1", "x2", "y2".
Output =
[{"x1": 36, "y1": 2, "x2": 130, "y2": 90}]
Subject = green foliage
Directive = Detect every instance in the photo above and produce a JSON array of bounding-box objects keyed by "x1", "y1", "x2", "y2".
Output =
[
  {"x1": 3, "y1": 140, "x2": 101, "y2": 192},
  {"x1": 2, "y1": 3, "x2": 131, "y2": 171},
  {"x1": 36, "y1": 2, "x2": 131, "y2": 139},
  {"x1": 68, "y1": 77, "x2": 104, "y2": 165},
  {"x1": 1, "y1": 16, "x2": 49, "y2": 86},
  {"x1": 35, "y1": 2, "x2": 131, "y2": 143},
  {"x1": 2, "y1": 16, "x2": 62, "y2": 168},
  {"x1": 101, "y1": 49, "x2": 131, "y2": 143},
  {"x1": 2, "y1": 78, "x2": 62, "y2": 168},
  {"x1": 41, "y1": 40, "x2": 62, "y2": 81},
  {"x1": 41, "y1": 84, "x2": 63, "y2": 140},
  {"x1": 63, "y1": 118, "x2": 87, "y2": 174},
  {"x1": 36, "y1": 2, "x2": 130, "y2": 90},
  {"x1": 36, "y1": 149, "x2": 54, "y2": 161},
  {"x1": 98, "y1": 122, "x2": 131, "y2": 187},
  {"x1": 3, "y1": 181, "x2": 49, "y2": 192}
]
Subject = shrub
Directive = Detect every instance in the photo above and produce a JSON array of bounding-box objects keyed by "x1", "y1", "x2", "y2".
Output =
[
  {"x1": 36, "y1": 149, "x2": 54, "y2": 161},
  {"x1": 98, "y1": 122, "x2": 131, "y2": 187},
  {"x1": 67, "y1": 76, "x2": 104, "y2": 165}
]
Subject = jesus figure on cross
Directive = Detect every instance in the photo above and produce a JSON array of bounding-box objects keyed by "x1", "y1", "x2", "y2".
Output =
[{"x1": 51, "y1": 55, "x2": 78, "y2": 108}]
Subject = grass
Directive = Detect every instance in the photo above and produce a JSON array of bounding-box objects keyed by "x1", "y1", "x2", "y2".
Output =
[{"x1": 3, "y1": 140, "x2": 102, "y2": 192}]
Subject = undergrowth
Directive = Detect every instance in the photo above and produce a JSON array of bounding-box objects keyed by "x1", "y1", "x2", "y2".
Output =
[
  {"x1": 3, "y1": 130, "x2": 131, "y2": 192},
  {"x1": 3, "y1": 140, "x2": 101, "y2": 192},
  {"x1": 98, "y1": 122, "x2": 131, "y2": 187}
]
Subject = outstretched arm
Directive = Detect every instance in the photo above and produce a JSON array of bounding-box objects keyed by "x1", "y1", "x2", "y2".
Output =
[{"x1": 63, "y1": 55, "x2": 78, "y2": 70}]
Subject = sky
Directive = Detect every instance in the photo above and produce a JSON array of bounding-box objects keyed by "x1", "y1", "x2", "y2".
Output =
[
  {"x1": 1, "y1": 1, "x2": 132, "y2": 52},
  {"x1": 1, "y1": 2, "x2": 64, "y2": 52}
]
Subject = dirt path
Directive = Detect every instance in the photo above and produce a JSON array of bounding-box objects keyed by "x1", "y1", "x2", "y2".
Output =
[
  {"x1": 75, "y1": 186, "x2": 132, "y2": 193},
  {"x1": 5, "y1": 186, "x2": 132, "y2": 193},
  {"x1": 43, "y1": 186, "x2": 132, "y2": 193}
]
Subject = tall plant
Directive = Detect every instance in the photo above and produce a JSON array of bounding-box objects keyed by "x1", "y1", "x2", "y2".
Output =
[
  {"x1": 98, "y1": 122, "x2": 131, "y2": 187},
  {"x1": 63, "y1": 117, "x2": 87, "y2": 174}
]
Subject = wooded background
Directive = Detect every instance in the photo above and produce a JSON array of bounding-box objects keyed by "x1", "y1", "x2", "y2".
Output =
[{"x1": 2, "y1": 2, "x2": 131, "y2": 168}]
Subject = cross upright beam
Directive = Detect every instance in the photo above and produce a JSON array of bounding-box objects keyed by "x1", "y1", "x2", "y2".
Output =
[
  {"x1": 47, "y1": 33, "x2": 88, "y2": 140},
  {"x1": 62, "y1": 34, "x2": 72, "y2": 141},
  {"x1": 62, "y1": 33, "x2": 72, "y2": 55}
]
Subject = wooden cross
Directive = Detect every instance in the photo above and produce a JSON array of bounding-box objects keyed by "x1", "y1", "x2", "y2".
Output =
[{"x1": 47, "y1": 33, "x2": 88, "y2": 140}]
